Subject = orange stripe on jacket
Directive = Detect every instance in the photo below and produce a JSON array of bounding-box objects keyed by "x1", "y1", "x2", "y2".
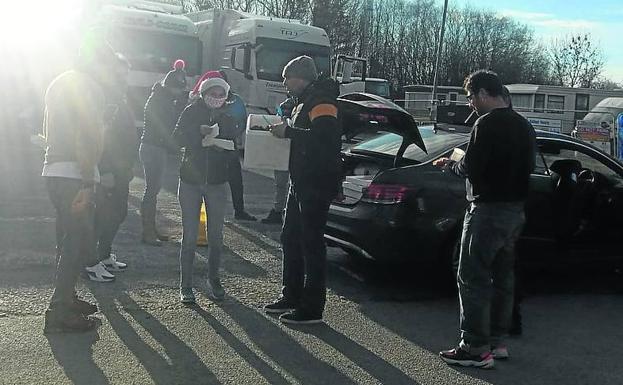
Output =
[{"x1": 309, "y1": 104, "x2": 338, "y2": 121}]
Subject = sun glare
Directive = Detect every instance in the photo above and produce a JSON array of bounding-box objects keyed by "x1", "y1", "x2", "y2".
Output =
[{"x1": 0, "y1": 0, "x2": 82, "y2": 47}]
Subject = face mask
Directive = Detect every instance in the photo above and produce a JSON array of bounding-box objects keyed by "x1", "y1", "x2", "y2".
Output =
[{"x1": 205, "y1": 96, "x2": 227, "y2": 109}]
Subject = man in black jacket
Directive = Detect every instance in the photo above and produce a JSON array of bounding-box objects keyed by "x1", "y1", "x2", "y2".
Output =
[
  {"x1": 263, "y1": 56, "x2": 341, "y2": 325},
  {"x1": 139, "y1": 65, "x2": 186, "y2": 245},
  {"x1": 84, "y1": 54, "x2": 136, "y2": 282},
  {"x1": 435, "y1": 70, "x2": 536, "y2": 368}
]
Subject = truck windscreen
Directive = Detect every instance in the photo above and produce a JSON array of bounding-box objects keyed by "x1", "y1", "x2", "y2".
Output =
[
  {"x1": 109, "y1": 28, "x2": 201, "y2": 76},
  {"x1": 255, "y1": 37, "x2": 330, "y2": 82},
  {"x1": 365, "y1": 81, "x2": 390, "y2": 98}
]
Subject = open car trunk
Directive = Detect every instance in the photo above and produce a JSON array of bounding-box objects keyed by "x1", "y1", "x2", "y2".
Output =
[
  {"x1": 336, "y1": 93, "x2": 427, "y2": 204},
  {"x1": 338, "y1": 93, "x2": 426, "y2": 160}
]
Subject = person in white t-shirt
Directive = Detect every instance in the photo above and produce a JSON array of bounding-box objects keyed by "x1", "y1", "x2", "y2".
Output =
[{"x1": 42, "y1": 33, "x2": 118, "y2": 334}]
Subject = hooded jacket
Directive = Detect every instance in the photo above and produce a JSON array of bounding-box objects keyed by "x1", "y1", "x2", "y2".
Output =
[
  {"x1": 142, "y1": 82, "x2": 181, "y2": 151},
  {"x1": 285, "y1": 76, "x2": 342, "y2": 199},
  {"x1": 173, "y1": 95, "x2": 243, "y2": 185},
  {"x1": 98, "y1": 92, "x2": 139, "y2": 185}
]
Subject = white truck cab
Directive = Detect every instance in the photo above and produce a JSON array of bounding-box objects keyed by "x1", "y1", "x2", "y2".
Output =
[
  {"x1": 92, "y1": 1, "x2": 202, "y2": 125},
  {"x1": 333, "y1": 55, "x2": 390, "y2": 99},
  {"x1": 187, "y1": 9, "x2": 331, "y2": 114},
  {"x1": 364, "y1": 78, "x2": 391, "y2": 99}
]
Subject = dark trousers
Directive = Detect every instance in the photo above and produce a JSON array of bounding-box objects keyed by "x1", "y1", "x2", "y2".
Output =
[
  {"x1": 227, "y1": 151, "x2": 245, "y2": 214},
  {"x1": 457, "y1": 202, "x2": 525, "y2": 353},
  {"x1": 139, "y1": 143, "x2": 167, "y2": 218},
  {"x1": 90, "y1": 180, "x2": 130, "y2": 265},
  {"x1": 280, "y1": 186, "x2": 332, "y2": 316},
  {"x1": 46, "y1": 177, "x2": 96, "y2": 309}
]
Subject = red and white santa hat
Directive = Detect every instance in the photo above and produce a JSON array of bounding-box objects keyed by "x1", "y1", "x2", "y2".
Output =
[
  {"x1": 200, "y1": 77, "x2": 230, "y2": 97},
  {"x1": 191, "y1": 71, "x2": 230, "y2": 98}
]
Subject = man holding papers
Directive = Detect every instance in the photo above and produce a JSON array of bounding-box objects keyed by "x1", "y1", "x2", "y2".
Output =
[{"x1": 263, "y1": 56, "x2": 342, "y2": 325}]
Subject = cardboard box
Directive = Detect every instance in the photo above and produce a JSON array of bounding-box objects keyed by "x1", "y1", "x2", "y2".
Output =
[
  {"x1": 345, "y1": 175, "x2": 374, "y2": 188},
  {"x1": 342, "y1": 175, "x2": 374, "y2": 200},
  {"x1": 243, "y1": 114, "x2": 291, "y2": 171}
]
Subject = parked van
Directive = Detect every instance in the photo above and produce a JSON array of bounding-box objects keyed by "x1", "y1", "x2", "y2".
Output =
[{"x1": 505, "y1": 84, "x2": 623, "y2": 134}]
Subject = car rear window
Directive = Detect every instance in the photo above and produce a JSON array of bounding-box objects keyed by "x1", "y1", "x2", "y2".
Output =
[{"x1": 351, "y1": 126, "x2": 468, "y2": 163}]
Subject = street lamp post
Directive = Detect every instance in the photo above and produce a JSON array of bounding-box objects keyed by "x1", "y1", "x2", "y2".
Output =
[{"x1": 431, "y1": 0, "x2": 449, "y2": 120}]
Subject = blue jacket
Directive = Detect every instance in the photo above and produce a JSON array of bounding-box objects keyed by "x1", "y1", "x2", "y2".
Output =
[{"x1": 225, "y1": 93, "x2": 247, "y2": 148}]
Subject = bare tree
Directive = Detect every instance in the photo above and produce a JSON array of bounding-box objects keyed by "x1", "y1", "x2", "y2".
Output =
[
  {"x1": 591, "y1": 77, "x2": 622, "y2": 90},
  {"x1": 549, "y1": 34, "x2": 604, "y2": 88},
  {"x1": 164, "y1": 0, "x2": 565, "y2": 90}
]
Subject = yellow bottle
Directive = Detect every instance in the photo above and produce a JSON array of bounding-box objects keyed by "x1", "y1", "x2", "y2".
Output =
[{"x1": 197, "y1": 202, "x2": 208, "y2": 246}]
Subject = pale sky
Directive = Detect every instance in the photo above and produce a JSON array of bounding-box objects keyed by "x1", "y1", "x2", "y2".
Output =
[
  {"x1": 1, "y1": 1, "x2": 620, "y2": 83},
  {"x1": 446, "y1": 0, "x2": 623, "y2": 83}
]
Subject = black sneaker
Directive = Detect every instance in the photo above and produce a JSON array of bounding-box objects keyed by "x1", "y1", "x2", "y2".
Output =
[
  {"x1": 279, "y1": 310, "x2": 323, "y2": 325},
  {"x1": 180, "y1": 287, "x2": 196, "y2": 304},
  {"x1": 235, "y1": 211, "x2": 257, "y2": 221},
  {"x1": 439, "y1": 347, "x2": 494, "y2": 369},
  {"x1": 264, "y1": 298, "x2": 297, "y2": 314},
  {"x1": 206, "y1": 278, "x2": 225, "y2": 301},
  {"x1": 261, "y1": 209, "x2": 283, "y2": 225},
  {"x1": 72, "y1": 297, "x2": 98, "y2": 315},
  {"x1": 43, "y1": 310, "x2": 99, "y2": 334}
]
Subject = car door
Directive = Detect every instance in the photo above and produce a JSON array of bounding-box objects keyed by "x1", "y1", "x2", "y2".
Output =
[
  {"x1": 536, "y1": 137, "x2": 623, "y2": 259},
  {"x1": 521, "y1": 141, "x2": 558, "y2": 257}
]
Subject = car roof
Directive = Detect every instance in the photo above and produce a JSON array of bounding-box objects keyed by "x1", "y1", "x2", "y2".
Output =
[
  {"x1": 432, "y1": 125, "x2": 601, "y2": 145},
  {"x1": 427, "y1": 125, "x2": 618, "y2": 159}
]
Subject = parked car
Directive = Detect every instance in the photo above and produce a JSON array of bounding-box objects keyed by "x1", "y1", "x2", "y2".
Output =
[{"x1": 329, "y1": 93, "x2": 623, "y2": 267}]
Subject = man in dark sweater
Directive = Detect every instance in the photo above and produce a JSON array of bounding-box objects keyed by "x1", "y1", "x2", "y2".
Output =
[{"x1": 435, "y1": 70, "x2": 536, "y2": 368}]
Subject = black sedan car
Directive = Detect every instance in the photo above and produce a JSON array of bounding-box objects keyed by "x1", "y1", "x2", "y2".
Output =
[{"x1": 328, "y1": 93, "x2": 623, "y2": 266}]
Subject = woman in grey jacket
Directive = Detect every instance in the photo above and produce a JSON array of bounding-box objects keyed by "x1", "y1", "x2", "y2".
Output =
[{"x1": 173, "y1": 75, "x2": 242, "y2": 303}]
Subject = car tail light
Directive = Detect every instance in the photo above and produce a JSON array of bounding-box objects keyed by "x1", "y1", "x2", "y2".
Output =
[{"x1": 361, "y1": 183, "x2": 416, "y2": 204}]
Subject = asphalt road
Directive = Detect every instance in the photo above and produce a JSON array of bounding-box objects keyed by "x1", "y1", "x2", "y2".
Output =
[{"x1": 1, "y1": 137, "x2": 623, "y2": 385}]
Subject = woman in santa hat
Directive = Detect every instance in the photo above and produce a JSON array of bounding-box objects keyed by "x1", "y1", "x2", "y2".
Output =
[{"x1": 173, "y1": 73, "x2": 242, "y2": 303}]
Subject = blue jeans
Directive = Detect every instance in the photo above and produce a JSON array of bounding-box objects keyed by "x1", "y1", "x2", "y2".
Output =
[
  {"x1": 139, "y1": 143, "x2": 167, "y2": 217},
  {"x1": 458, "y1": 202, "x2": 525, "y2": 354},
  {"x1": 178, "y1": 181, "x2": 228, "y2": 288}
]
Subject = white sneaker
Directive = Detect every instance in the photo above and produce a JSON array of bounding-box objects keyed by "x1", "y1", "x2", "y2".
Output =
[
  {"x1": 85, "y1": 262, "x2": 116, "y2": 282},
  {"x1": 101, "y1": 254, "x2": 127, "y2": 272},
  {"x1": 491, "y1": 345, "x2": 509, "y2": 359}
]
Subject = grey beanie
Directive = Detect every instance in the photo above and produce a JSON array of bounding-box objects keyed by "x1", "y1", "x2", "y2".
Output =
[{"x1": 282, "y1": 56, "x2": 318, "y2": 82}]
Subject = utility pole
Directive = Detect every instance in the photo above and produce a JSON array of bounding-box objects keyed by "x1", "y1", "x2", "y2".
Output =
[
  {"x1": 431, "y1": 0, "x2": 448, "y2": 120},
  {"x1": 359, "y1": 0, "x2": 373, "y2": 58}
]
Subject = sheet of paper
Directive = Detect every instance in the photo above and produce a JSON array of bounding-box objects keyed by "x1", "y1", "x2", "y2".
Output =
[
  {"x1": 212, "y1": 138, "x2": 235, "y2": 151},
  {"x1": 201, "y1": 124, "x2": 220, "y2": 147}
]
